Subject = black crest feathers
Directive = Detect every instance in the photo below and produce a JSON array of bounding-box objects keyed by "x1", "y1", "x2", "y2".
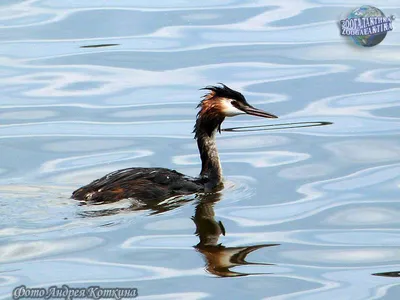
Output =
[{"x1": 199, "y1": 83, "x2": 247, "y2": 104}]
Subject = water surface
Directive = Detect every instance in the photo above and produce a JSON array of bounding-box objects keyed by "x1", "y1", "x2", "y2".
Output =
[{"x1": 1, "y1": 1, "x2": 400, "y2": 299}]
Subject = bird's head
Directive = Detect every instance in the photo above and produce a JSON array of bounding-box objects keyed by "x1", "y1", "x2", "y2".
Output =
[{"x1": 194, "y1": 83, "x2": 278, "y2": 137}]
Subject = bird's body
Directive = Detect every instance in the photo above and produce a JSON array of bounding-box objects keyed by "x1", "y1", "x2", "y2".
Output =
[
  {"x1": 72, "y1": 167, "x2": 203, "y2": 203},
  {"x1": 71, "y1": 84, "x2": 277, "y2": 203}
]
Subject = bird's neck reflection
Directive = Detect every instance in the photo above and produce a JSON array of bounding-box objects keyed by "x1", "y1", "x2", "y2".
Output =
[
  {"x1": 78, "y1": 191, "x2": 279, "y2": 277},
  {"x1": 192, "y1": 192, "x2": 279, "y2": 277}
]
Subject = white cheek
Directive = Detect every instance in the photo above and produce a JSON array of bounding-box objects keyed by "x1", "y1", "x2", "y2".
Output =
[{"x1": 221, "y1": 99, "x2": 245, "y2": 117}]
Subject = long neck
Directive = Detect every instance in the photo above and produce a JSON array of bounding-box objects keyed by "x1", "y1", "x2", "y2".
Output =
[{"x1": 194, "y1": 116, "x2": 224, "y2": 191}]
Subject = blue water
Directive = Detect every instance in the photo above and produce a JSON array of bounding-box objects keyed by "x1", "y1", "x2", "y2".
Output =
[{"x1": 1, "y1": 1, "x2": 400, "y2": 299}]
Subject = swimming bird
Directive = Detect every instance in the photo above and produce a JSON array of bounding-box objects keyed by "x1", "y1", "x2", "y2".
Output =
[{"x1": 71, "y1": 84, "x2": 277, "y2": 203}]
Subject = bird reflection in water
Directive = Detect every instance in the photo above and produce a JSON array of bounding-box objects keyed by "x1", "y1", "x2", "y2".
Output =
[
  {"x1": 192, "y1": 192, "x2": 279, "y2": 277},
  {"x1": 78, "y1": 191, "x2": 279, "y2": 277}
]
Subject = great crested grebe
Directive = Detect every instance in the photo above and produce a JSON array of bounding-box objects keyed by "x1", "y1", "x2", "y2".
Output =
[{"x1": 71, "y1": 84, "x2": 278, "y2": 203}]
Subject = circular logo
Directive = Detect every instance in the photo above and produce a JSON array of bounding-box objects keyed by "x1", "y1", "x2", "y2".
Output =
[{"x1": 340, "y1": 5, "x2": 394, "y2": 47}]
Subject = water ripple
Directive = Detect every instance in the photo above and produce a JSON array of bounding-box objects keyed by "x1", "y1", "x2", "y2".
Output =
[
  {"x1": 0, "y1": 237, "x2": 104, "y2": 263},
  {"x1": 325, "y1": 206, "x2": 400, "y2": 226},
  {"x1": 217, "y1": 163, "x2": 400, "y2": 226},
  {"x1": 39, "y1": 150, "x2": 153, "y2": 173},
  {"x1": 0, "y1": 61, "x2": 349, "y2": 99},
  {"x1": 357, "y1": 68, "x2": 400, "y2": 84},
  {"x1": 174, "y1": 151, "x2": 310, "y2": 168},
  {"x1": 1, "y1": 1, "x2": 400, "y2": 299}
]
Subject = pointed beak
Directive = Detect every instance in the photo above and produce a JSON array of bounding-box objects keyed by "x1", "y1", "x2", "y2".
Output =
[{"x1": 242, "y1": 105, "x2": 278, "y2": 119}]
